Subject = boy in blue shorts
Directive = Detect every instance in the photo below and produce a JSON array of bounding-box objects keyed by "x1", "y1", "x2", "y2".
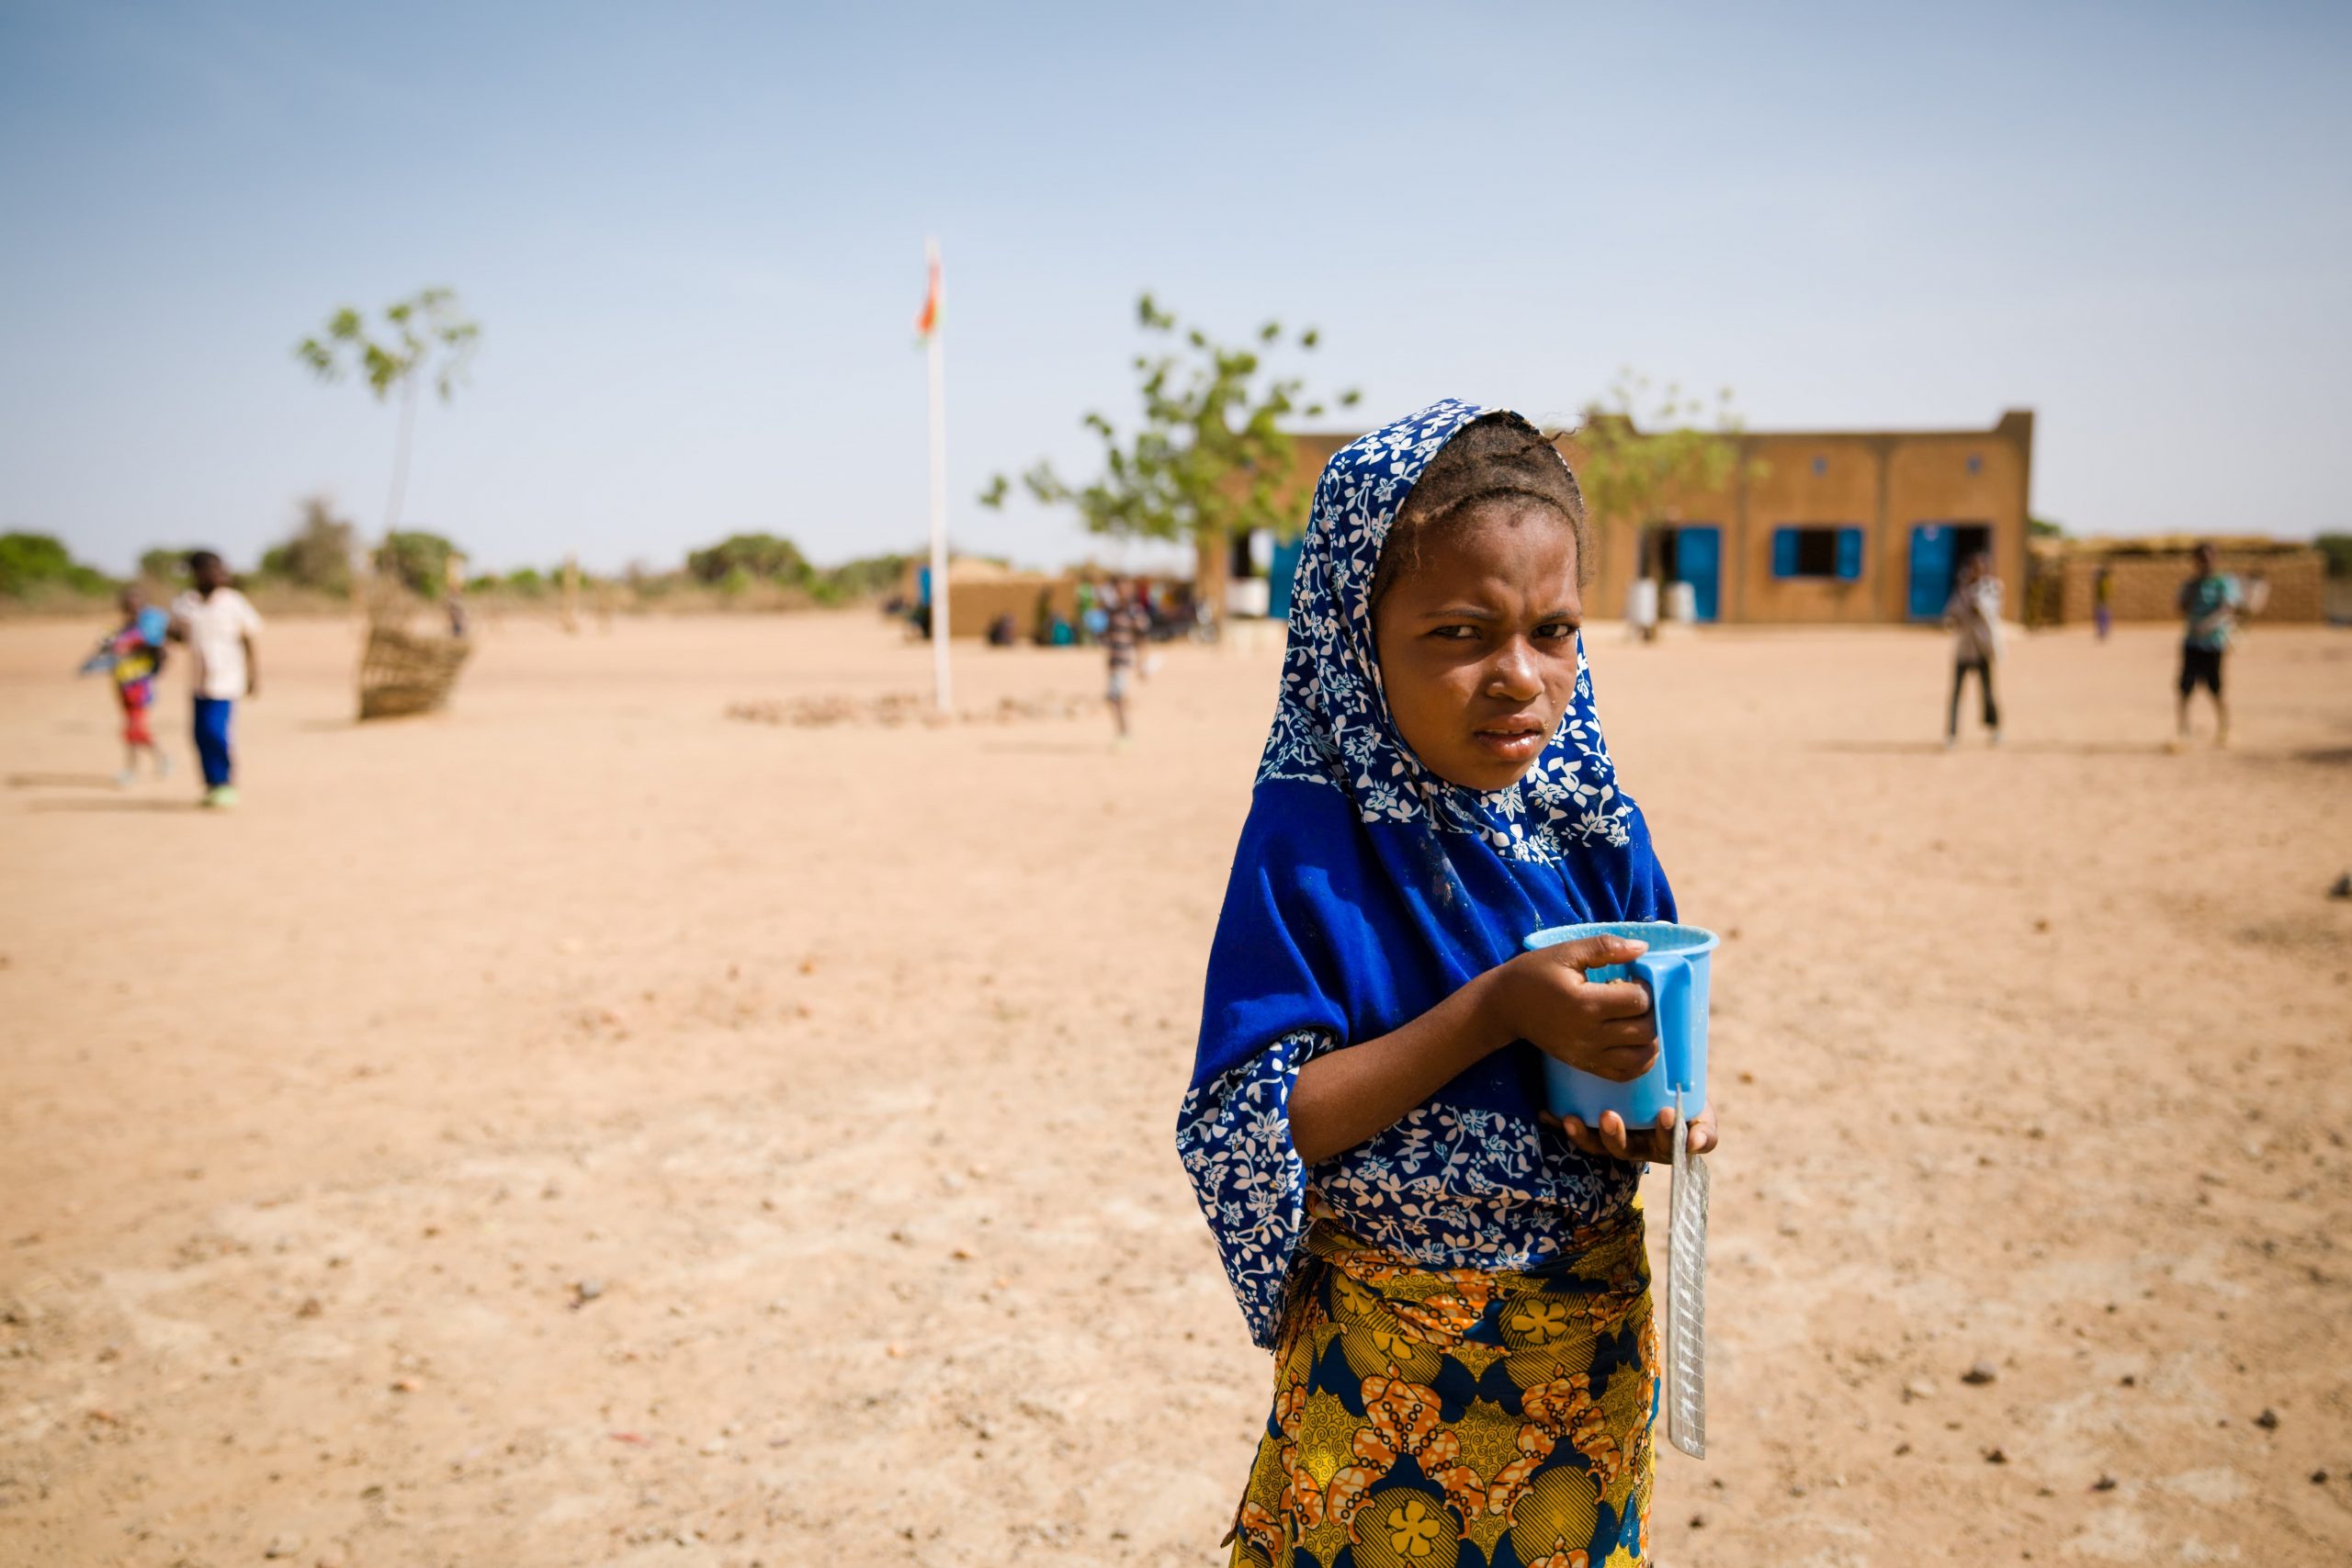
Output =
[{"x1": 2175, "y1": 542, "x2": 2241, "y2": 748}]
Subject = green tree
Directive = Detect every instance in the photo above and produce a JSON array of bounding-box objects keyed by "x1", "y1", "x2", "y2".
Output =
[
  {"x1": 980, "y1": 295, "x2": 1358, "y2": 555},
  {"x1": 297, "y1": 288, "x2": 481, "y2": 537},
  {"x1": 1566, "y1": 374, "x2": 1747, "y2": 575},
  {"x1": 685, "y1": 533, "x2": 810, "y2": 584},
  {"x1": 138, "y1": 547, "x2": 197, "y2": 588},
  {"x1": 375, "y1": 530, "x2": 464, "y2": 596},
  {"x1": 0, "y1": 532, "x2": 114, "y2": 599},
  {"x1": 256, "y1": 496, "x2": 357, "y2": 596},
  {"x1": 817, "y1": 551, "x2": 910, "y2": 600},
  {"x1": 2311, "y1": 533, "x2": 2348, "y2": 578},
  {"x1": 2029, "y1": 515, "x2": 2065, "y2": 539}
]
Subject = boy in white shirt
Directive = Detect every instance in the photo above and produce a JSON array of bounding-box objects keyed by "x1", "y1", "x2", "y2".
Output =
[
  {"x1": 1942, "y1": 550, "x2": 2003, "y2": 748},
  {"x1": 168, "y1": 551, "x2": 262, "y2": 808}
]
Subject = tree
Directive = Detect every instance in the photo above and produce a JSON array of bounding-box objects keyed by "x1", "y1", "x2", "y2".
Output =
[
  {"x1": 818, "y1": 551, "x2": 911, "y2": 600},
  {"x1": 980, "y1": 295, "x2": 1358, "y2": 562},
  {"x1": 1565, "y1": 374, "x2": 1747, "y2": 577},
  {"x1": 138, "y1": 547, "x2": 196, "y2": 588},
  {"x1": 375, "y1": 530, "x2": 464, "y2": 597},
  {"x1": 685, "y1": 533, "x2": 810, "y2": 585},
  {"x1": 297, "y1": 288, "x2": 481, "y2": 537},
  {"x1": 2029, "y1": 515, "x2": 2065, "y2": 539},
  {"x1": 256, "y1": 496, "x2": 357, "y2": 596},
  {"x1": 0, "y1": 533, "x2": 113, "y2": 600},
  {"x1": 2319, "y1": 533, "x2": 2352, "y2": 579}
]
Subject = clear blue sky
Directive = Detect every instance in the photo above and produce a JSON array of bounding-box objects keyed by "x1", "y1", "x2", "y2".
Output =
[{"x1": 3, "y1": 0, "x2": 2346, "y2": 576}]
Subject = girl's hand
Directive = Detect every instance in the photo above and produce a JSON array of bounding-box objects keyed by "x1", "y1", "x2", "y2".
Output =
[
  {"x1": 1489, "y1": 934, "x2": 1658, "y2": 1082},
  {"x1": 1546, "y1": 1104, "x2": 1719, "y2": 1164}
]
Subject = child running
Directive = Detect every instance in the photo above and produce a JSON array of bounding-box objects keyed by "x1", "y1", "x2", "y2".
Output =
[
  {"x1": 1179, "y1": 401, "x2": 1714, "y2": 1568},
  {"x1": 80, "y1": 586, "x2": 173, "y2": 785},
  {"x1": 168, "y1": 550, "x2": 262, "y2": 808}
]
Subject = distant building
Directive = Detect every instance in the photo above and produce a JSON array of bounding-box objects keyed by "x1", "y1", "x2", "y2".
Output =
[
  {"x1": 1217, "y1": 413, "x2": 2041, "y2": 626},
  {"x1": 1576, "y1": 411, "x2": 2036, "y2": 626}
]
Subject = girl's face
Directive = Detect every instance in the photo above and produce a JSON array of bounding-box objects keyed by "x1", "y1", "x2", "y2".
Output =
[{"x1": 1372, "y1": 502, "x2": 1583, "y2": 793}]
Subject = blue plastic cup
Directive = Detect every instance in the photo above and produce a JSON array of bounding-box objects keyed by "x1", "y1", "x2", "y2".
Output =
[{"x1": 1521, "y1": 920, "x2": 1716, "y2": 1131}]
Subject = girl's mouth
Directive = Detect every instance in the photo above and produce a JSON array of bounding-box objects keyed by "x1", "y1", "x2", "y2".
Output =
[{"x1": 1471, "y1": 722, "x2": 1547, "y2": 761}]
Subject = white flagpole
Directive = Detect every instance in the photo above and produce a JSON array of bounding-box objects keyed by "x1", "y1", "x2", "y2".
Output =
[{"x1": 925, "y1": 236, "x2": 952, "y2": 713}]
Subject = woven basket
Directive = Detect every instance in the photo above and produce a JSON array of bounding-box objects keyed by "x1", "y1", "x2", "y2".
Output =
[{"x1": 357, "y1": 624, "x2": 471, "y2": 720}]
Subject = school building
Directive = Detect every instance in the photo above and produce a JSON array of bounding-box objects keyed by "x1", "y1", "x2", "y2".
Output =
[{"x1": 1222, "y1": 412, "x2": 2040, "y2": 627}]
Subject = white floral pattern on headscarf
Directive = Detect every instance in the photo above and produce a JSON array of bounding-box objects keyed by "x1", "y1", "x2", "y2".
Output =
[{"x1": 1258, "y1": 399, "x2": 1634, "y2": 861}]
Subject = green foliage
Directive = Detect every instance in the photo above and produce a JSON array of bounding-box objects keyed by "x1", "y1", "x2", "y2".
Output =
[
  {"x1": 686, "y1": 533, "x2": 810, "y2": 585},
  {"x1": 1569, "y1": 374, "x2": 1747, "y2": 541},
  {"x1": 2029, "y1": 515, "x2": 2065, "y2": 539},
  {"x1": 375, "y1": 530, "x2": 464, "y2": 596},
  {"x1": 821, "y1": 552, "x2": 911, "y2": 599},
  {"x1": 0, "y1": 532, "x2": 115, "y2": 599},
  {"x1": 2315, "y1": 533, "x2": 2352, "y2": 579},
  {"x1": 982, "y1": 294, "x2": 1358, "y2": 545},
  {"x1": 297, "y1": 288, "x2": 481, "y2": 404},
  {"x1": 138, "y1": 547, "x2": 197, "y2": 588},
  {"x1": 255, "y1": 497, "x2": 357, "y2": 595}
]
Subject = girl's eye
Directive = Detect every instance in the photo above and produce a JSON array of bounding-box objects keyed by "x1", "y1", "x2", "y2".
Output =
[
  {"x1": 1430, "y1": 625, "x2": 1481, "y2": 641},
  {"x1": 1536, "y1": 622, "x2": 1579, "y2": 640}
]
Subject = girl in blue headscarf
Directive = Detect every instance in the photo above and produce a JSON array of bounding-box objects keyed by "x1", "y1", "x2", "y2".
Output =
[{"x1": 1178, "y1": 400, "x2": 1717, "y2": 1567}]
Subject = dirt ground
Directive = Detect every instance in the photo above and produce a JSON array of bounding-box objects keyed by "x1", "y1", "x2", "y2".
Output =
[{"x1": 3, "y1": 609, "x2": 2348, "y2": 1567}]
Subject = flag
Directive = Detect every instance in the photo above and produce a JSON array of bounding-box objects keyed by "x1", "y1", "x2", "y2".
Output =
[{"x1": 914, "y1": 252, "x2": 941, "y2": 344}]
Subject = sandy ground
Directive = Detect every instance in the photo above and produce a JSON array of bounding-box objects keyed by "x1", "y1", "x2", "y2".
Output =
[{"x1": 2, "y1": 608, "x2": 2348, "y2": 1568}]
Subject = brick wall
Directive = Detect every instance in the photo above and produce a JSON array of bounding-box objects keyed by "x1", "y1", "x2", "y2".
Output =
[{"x1": 2049, "y1": 549, "x2": 2324, "y2": 626}]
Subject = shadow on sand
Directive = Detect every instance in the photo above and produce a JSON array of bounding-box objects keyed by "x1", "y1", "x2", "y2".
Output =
[
  {"x1": 27, "y1": 796, "x2": 205, "y2": 814},
  {"x1": 978, "y1": 739, "x2": 1117, "y2": 757},
  {"x1": 1808, "y1": 739, "x2": 1954, "y2": 756},
  {"x1": 1808, "y1": 739, "x2": 2178, "y2": 758},
  {"x1": 6, "y1": 771, "x2": 123, "y2": 789}
]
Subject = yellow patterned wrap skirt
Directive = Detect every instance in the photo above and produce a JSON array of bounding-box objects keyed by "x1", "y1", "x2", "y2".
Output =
[{"x1": 1227, "y1": 1206, "x2": 1656, "y2": 1568}]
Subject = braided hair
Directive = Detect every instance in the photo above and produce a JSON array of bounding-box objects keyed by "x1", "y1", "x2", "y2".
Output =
[{"x1": 1370, "y1": 412, "x2": 1589, "y2": 607}]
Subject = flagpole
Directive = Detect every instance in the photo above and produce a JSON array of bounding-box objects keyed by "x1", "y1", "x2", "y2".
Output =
[{"x1": 924, "y1": 236, "x2": 952, "y2": 713}]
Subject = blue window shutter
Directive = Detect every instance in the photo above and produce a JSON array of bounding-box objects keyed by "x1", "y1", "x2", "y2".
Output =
[
  {"x1": 1771, "y1": 528, "x2": 1798, "y2": 578},
  {"x1": 1836, "y1": 527, "x2": 1864, "y2": 581}
]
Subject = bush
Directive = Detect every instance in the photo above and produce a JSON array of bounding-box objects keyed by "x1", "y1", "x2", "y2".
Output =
[
  {"x1": 2318, "y1": 533, "x2": 2352, "y2": 580},
  {"x1": 138, "y1": 547, "x2": 199, "y2": 590},
  {"x1": 686, "y1": 533, "x2": 809, "y2": 585},
  {"x1": 376, "y1": 530, "x2": 464, "y2": 596},
  {"x1": 0, "y1": 532, "x2": 115, "y2": 600},
  {"x1": 256, "y1": 498, "x2": 356, "y2": 596},
  {"x1": 821, "y1": 552, "x2": 910, "y2": 599}
]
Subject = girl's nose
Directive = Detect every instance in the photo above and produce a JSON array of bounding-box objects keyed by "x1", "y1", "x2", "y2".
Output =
[{"x1": 1486, "y1": 640, "x2": 1542, "y2": 700}]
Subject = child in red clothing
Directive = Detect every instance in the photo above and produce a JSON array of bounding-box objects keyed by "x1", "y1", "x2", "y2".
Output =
[{"x1": 80, "y1": 587, "x2": 173, "y2": 785}]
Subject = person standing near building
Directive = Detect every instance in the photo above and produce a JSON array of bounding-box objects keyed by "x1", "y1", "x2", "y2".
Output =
[
  {"x1": 1943, "y1": 549, "x2": 2002, "y2": 747},
  {"x1": 168, "y1": 551, "x2": 262, "y2": 808},
  {"x1": 2175, "y1": 541, "x2": 2242, "y2": 748},
  {"x1": 1102, "y1": 576, "x2": 1143, "y2": 742},
  {"x1": 2093, "y1": 563, "x2": 2113, "y2": 640}
]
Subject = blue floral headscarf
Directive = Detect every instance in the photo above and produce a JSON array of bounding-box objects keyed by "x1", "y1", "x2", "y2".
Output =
[{"x1": 1191, "y1": 398, "x2": 1676, "y2": 1102}]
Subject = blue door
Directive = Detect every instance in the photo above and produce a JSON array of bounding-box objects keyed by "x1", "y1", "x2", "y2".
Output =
[
  {"x1": 1268, "y1": 533, "x2": 1306, "y2": 621},
  {"x1": 1675, "y1": 526, "x2": 1721, "y2": 621},
  {"x1": 1907, "y1": 525, "x2": 1953, "y2": 620}
]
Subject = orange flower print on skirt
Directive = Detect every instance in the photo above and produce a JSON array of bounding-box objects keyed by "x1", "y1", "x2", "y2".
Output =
[{"x1": 1227, "y1": 1207, "x2": 1657, "y2": 1567}]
